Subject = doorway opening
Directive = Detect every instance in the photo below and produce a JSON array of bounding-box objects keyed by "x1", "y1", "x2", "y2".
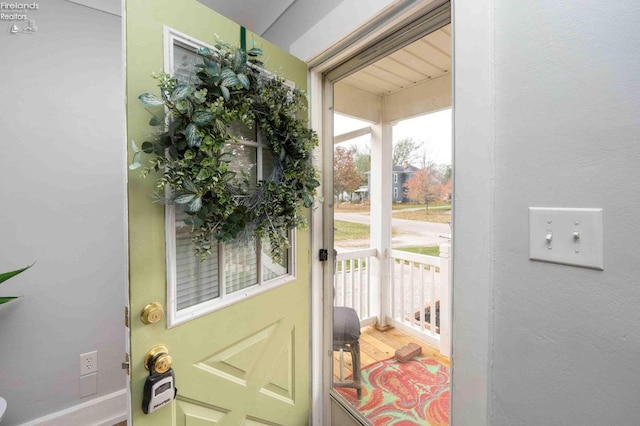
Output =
[{"x1": 319, "y1": 3, "x2": 453, "y2": 424}]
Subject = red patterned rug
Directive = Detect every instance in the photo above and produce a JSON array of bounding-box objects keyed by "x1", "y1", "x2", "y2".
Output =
[{"x1": 336, "y1": 355, "x2": 450, "y2": 425}]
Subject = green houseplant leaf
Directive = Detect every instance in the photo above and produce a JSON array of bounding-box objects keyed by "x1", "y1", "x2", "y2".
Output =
[
  {"x1": 0, "y1": 264, "x2": 32, "y2": 284},
  {"x1": 0, "y1": 263, "x2": 33, "y2": 305}
]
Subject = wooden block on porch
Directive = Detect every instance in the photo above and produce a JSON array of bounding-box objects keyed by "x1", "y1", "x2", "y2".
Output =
[{"x1": 395, "y1": 342, "x2": 422, "y2": 363}]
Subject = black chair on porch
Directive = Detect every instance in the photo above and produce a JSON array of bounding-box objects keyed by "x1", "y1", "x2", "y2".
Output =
[{"x1": 333, "y1": 306, "x2": 362, "y2": 398}]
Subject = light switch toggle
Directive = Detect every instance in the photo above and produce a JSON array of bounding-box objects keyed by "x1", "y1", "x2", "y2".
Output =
[
  {"x1": 545, "y1": 231, "x2": 553, "y2": 244},
  {"x1": 573, "y1": 231, "x2": 581, "y2": 242}
]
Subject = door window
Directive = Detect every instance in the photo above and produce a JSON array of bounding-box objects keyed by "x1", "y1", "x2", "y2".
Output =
[{"x1": 164, "y1": 29, "x2": 295, "y2": 327}]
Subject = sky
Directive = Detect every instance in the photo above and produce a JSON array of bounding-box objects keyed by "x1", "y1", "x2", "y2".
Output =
[{"x1": 334, "y1": 108, "x2": 452, "y2": 165}]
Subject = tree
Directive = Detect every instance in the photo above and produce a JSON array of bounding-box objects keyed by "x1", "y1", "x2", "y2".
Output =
[
  {"x1": 440, "y1": 164, "x2": 452, "y2": 181},
  {"x1": 441, "y1": 177, "x2": 452, "y2": 201},
  {"x1": 334, "y1": 146, "x2": 362, "y2": 202},
  {"x1": 393, "y1": 137, "x2": 423, "y2": 166},
  {"x1": 403, "y1": 167, "x2": 444, "y2": 212},
  {"x1": 351, "y1": 143, "x2": 370, "y2": 185},
  {"x1": 417, "y1": 145, "x2": 437, "y2": 169}
]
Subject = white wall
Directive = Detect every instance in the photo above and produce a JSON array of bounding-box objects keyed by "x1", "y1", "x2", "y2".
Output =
[
  {"x1": 0, "y1": 1, "x2": 126, "y2": 424},
  {"x1": 491, "y1": 1, "x2": 640, "y2": 423},
  {"x1": 454, "y1": 0, "x2": 640, "y2": 424}
]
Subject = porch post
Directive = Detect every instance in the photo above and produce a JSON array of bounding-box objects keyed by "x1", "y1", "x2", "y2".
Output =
[
  {"x1": 439, "y1": 243, "x2": 452, "y2": 357},
  {"x1": 370, "y1": 120, "x2": 393, "y2": 327}
]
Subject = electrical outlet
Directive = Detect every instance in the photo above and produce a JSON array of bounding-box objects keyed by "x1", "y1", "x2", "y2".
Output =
[{"x1": 80, "y1": 351, "x2": 98, "y2": 376}]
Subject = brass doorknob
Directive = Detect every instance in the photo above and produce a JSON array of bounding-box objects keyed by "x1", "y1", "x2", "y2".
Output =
[
  {"x1": 153, "y1": 353, "x2": 173, "y2": 374},
  {"x1": 144, "y1": 345, "x2": 172, "y2": 374},
  {"x1": 141, "y1": 302, "x2": 164, "y2": 324}
]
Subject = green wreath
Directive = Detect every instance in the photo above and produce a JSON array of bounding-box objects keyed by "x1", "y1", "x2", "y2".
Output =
[{"x1": 131, "y1": 42, "x2": 319, "y2": 262}]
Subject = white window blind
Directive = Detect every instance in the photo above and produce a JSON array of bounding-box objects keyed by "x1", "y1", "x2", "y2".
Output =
[
  {"x1": 261, "y1": 238, "x2": 288, "y2": 282},
  {"x1": 224, "y1": 240, "x2": 258, "y2": 294},
  {"x1": 173, "y1": 44, "x2": 201, "y2": 85},
  {"x1": 175, "y1": 210, "x2": 220, "y2": 311}
]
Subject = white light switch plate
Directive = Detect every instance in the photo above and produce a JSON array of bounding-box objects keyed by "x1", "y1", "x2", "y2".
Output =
[{"x1": 529, "y1": 207, "x2": 604, "y2": 270}]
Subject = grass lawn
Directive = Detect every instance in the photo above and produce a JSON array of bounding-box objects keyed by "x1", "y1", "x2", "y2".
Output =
[
  {"x1": 391, "y1": 201, "x2": 451, "y2": 211},
  {"x1": 334, "y1": 220, "x2": 369, "y2": 241},
  {"x1": 393, "y1": 209, "x2": 451, "y2": 224},
  {"x1": 334, "y1": 220, "x2": 403, "y2": 241},
  {"x1": 394, "y1": 245, "x2": 440, "y2": 256}
]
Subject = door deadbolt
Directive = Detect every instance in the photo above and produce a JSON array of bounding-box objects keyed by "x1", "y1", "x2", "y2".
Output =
[{"x1": 141, "y1": 302, "x2": 164, "y2": 324}]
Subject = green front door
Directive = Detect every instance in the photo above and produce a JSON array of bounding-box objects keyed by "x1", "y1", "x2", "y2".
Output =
[{"x1": 125, "y1": 1, "x2": 311, "y2": 424}]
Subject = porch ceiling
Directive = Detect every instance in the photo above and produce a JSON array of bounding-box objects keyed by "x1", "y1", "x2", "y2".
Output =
[{"x1": 341, "y1": 24, "x2": 451, "y2": 97}]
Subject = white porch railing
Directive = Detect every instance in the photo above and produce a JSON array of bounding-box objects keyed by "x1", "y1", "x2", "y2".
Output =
[
  {"x1": 333, "y1": 244, "x2": 451, "y2": 357},
  {"x1": 333, "y1": 248, "x2": 378, "y2": 326}
]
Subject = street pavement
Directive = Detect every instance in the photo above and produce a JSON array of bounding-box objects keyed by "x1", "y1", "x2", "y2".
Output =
[{"x1": 334, "y1": 211, "x2": 451, "y2": 250}]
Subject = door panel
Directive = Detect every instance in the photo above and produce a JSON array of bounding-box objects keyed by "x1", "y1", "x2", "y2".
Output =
[{"x1": 125, "y1": 1, "x2": 310, "y2": 424}]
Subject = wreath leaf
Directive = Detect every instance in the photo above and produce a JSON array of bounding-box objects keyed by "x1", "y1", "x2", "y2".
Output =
[
  {"x1": 192, "y1": 110, "x2": 214, "y2": 126},
  {"x1": 183, "y1": 179, "x2": 199, "y2": 193},
  {"x1": 171, "y1": 84, "x2": 192, "y2": 100},
  {"x1": 219, "y1": 86, "x2": 230, "y2": 102},
  {"x1": 237, "y1": 73, "x2": 250, "y2": 90},
  {"x1": 138, "y1": 93, "x2": 164, "y2": 106},
  {"x1": 221, "y1": 75, "x2": 240, "y2": 87},
  {"x1": 174, "y1": 194, "x2": 195, "y2": 204},
  {"x1": 185, "y1": 124, "x2": 200, "y2": 147},
  {"x1": 188, "y1": 197, "x2": 202, "y2": 212},
  {"x1": 149, "y1": 115, "x2": 163, "y2": 126}
]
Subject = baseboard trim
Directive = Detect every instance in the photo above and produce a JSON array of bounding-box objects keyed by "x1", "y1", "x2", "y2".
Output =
[{"x1": 19, "y1": 389, "x2": 127, "y2": 426}]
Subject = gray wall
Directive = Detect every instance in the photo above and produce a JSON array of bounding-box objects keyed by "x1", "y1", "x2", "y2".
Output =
[
  {"x1": 269, "y1": 0, "x2": 397, "y2": 61},
  {"x1": 492, "y1": 1, "x2": 640, "y2": 423},
  {"x1": 0, "y1": 1, "x2": 125, "y2": 424},
  {"x1": 261, "y1": 0, "x2": 344, "y2": 52},
  {"x1": 454, "y1": 0, "x2": 640, "y2": 424}
]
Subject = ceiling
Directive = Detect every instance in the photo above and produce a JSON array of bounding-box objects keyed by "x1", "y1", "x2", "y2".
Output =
[
  {"x1": 340, "y1": 23, "x2": 451, "y2": 96},
  {"x1": 66, "y1": 0, "x2": 121, "y2": 16},
  {"x1": 197, "y1": 0, "x2": 296, "y2": 36}
]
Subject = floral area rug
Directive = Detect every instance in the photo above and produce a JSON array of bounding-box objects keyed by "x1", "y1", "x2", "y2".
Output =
[{"x1": 336, "y1": 355, "x2": 450, "y2": 425}]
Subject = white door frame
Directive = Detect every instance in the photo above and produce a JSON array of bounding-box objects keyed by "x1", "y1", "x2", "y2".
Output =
[{"x1": 307, "y1": 1, "x2": 496, "y2": 424}]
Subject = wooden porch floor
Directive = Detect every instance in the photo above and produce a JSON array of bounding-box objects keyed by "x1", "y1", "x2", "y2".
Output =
[{"x1": 333, "y1": 325, "x2": 450, "y2": 381}]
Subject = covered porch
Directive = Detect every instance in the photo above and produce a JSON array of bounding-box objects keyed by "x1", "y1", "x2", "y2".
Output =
[
  {"x1": 331, "y1": 246, "x2": 451, "y2": 424},
  {"x1": 328, "y1": 18, "x2": 452, "y2": 424},
  {"x1": 332, "y1": 323, "x2": 450, "y2": 385},
  {"x1": 333, "y1": 244, "x2": 451, "y2": 359},
  {"x1": 331, "y1": 21, "x2": 452, "y2": 355}
]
